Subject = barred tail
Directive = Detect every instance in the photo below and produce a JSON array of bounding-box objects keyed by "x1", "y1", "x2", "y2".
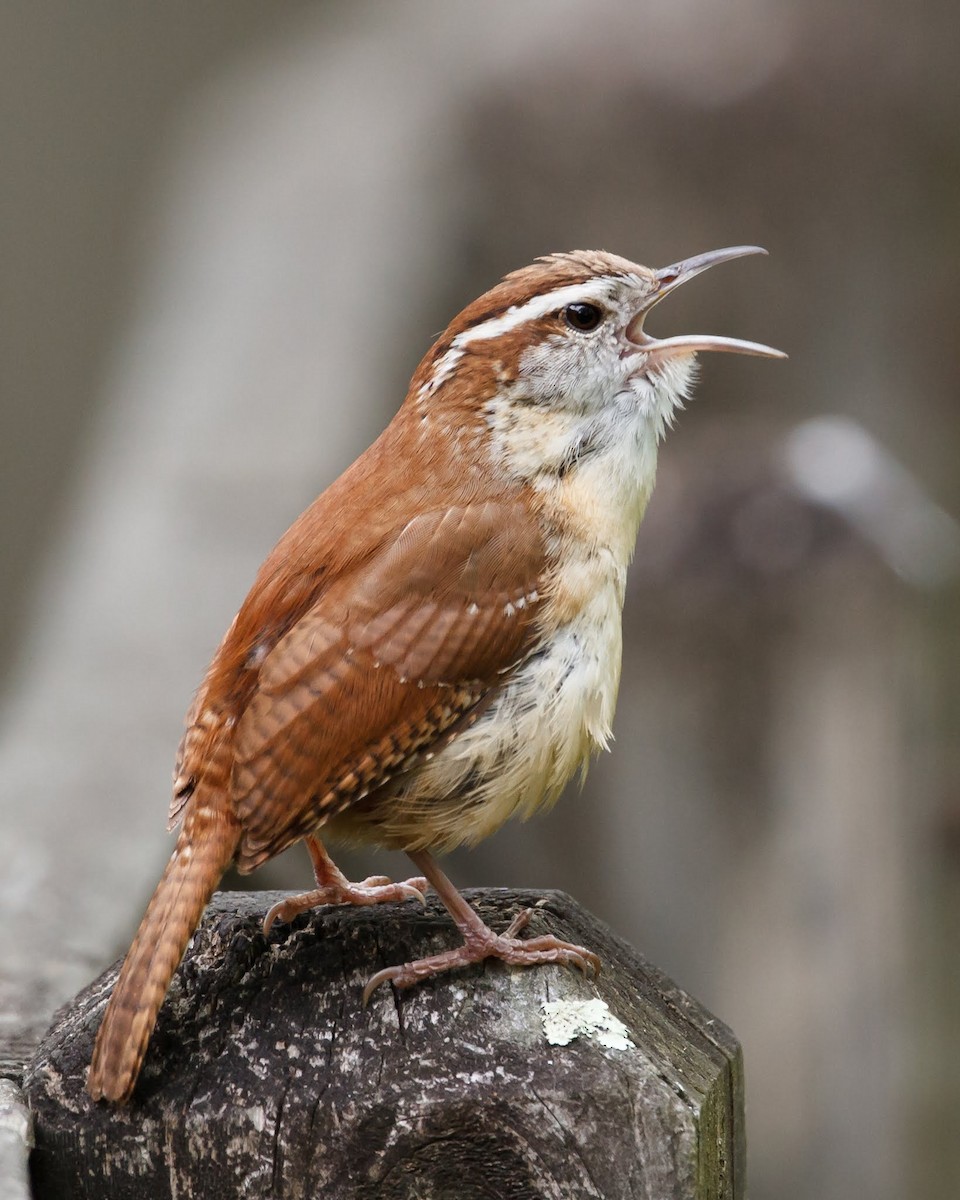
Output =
[{"x1": 87, "y1": 802, "x2": 240, "y2": 1102}]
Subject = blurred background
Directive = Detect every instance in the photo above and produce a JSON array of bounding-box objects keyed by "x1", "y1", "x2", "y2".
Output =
[{"x1": 2, "y1": 3, "x2": 959, "y2": 1197}]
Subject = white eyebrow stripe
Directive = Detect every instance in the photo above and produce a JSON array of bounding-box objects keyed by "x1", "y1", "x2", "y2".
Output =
[
  {"x1": 417, "y1": 345, "x2": 464, "y2": 402},
  {"x1": 453, "y1": 280, "x2": 617, "y2": 348}
]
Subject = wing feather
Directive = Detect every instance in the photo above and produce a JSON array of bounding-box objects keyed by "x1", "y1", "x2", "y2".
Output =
[{"x1": 230, "y1": 499, "x2": 544, "y2": 867}]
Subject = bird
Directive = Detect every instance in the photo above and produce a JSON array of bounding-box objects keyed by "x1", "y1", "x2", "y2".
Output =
[{"x1": 87, "y1": 244, "x2": 784, "y2": 1103}]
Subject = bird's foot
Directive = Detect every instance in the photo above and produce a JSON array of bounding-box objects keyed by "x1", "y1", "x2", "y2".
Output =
[
  {"x1": 263, "y1": 835, "x2": 429, "y2": 934},
  {"x1": 362, "y1": 906, "x2": 600, "y2": 1004},
  {"x1": 263, "y1": 874, "x2": 429, "y2": 935}
]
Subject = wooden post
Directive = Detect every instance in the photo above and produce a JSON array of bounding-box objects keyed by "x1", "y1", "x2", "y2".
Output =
[
  {"x1": 24, "y1": 890, "x2": 743, "y2": 1199},
  {"x1": 0, "y1": 1080, "x2": 33, "y2": 1200}
]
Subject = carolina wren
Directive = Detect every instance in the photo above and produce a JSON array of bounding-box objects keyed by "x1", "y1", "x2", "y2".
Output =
[{"x1": 88, "y1": 245, "x2": 783, "y2": 1102}]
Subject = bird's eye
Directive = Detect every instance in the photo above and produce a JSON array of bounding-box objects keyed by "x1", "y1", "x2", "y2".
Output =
[{"x1": 563, "y1": 302, "x2": 604, "y2": 332}]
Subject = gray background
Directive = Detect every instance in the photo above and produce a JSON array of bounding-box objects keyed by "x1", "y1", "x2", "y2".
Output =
[{"x1": 2, "y1": 3, "x2": 959, "y2": 1197}]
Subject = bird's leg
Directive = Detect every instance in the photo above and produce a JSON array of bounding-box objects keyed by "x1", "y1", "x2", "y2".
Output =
[
  {"x1": 363, "y1": 850, "x2": 600, "y2": 1002},
  {"x1": 263, "y1": 836, "x2": 429, "y2": 933}
]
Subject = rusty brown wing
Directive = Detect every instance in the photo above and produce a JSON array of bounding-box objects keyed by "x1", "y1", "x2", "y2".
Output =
[{"x1": 230, "y1": 499, "x2": 546, "y2": 868}]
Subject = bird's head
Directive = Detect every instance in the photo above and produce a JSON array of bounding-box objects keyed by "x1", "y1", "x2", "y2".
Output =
[{"x1": 409, "y1": 246, "x2": 784, "y2": 485}]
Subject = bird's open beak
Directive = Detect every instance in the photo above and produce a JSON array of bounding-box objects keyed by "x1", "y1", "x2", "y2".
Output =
[{"x1": 625, "y1": 245, "x2": 786, "y2": 359}]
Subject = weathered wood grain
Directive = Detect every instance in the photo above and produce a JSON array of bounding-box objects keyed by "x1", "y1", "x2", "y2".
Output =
[
  {"x1": 0, "y1": 1080, "x2": 33, "y2": 1200},
  {"x1": 25, "y1": 890, "x2": 743, "y2": 1199}
]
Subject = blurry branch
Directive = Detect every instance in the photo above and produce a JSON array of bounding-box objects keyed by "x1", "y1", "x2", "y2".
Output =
[{"x1": 783, "y1": 416, "x2": 960, "y2": 590}]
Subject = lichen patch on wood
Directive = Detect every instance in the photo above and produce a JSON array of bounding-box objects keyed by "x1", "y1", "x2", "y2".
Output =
[{"x1": 541, "y1": 997, "x2": 635, "y2": 1050}]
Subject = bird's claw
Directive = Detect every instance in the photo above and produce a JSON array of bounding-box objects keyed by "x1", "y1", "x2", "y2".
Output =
[
  {"x1": 262, "y1": 874, "x2": 430, "y2": 936},
  {"x1": 362, "y1": 911, "x2": 601, "y2": 1004}
]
